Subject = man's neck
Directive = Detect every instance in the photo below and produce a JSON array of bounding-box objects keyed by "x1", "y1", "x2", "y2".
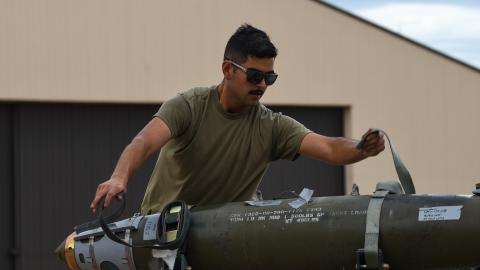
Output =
[{"x1": 217, "y1": 82, "x2": 248, "y2": 113}]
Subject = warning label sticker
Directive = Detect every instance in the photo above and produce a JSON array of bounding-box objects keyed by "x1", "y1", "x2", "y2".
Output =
[
  {"x1": 143, "y1": 215, "x2": 159, "y2": 240},
  {"x1": 418, "y1": 205, "x2": 463, "y2": 221}
]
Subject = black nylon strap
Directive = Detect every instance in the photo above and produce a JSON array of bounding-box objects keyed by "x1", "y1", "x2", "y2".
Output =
[
  {"x1": 97, "y1": 192, "x2": 136, "y2": 247},
  {"x1": 357, "y1": 129, "x2": 416, "y2": 194},
  {"x1": 75, "y1": 192, "x2": 127, "y2": 234}
]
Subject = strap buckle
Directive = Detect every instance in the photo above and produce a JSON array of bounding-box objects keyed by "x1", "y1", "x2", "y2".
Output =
[
  {"x1": 356, "y1": 249, "x2": 389, "y2": 270},
  {"x1": 158, "y1": 201, "x2": 191, "y2": 250}
]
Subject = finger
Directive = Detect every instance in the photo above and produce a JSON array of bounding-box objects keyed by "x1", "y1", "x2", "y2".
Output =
[
  {"x1": 361, "y1": 129, "x2": 372, "y2": 140},
  {"x1": 362, "y1": 131, "x2": 379, "y2": 145},
  {"x1": 364, "y1": 141, "x2": 382, "y2": 153},
  {"x1": 104, "y1": 192, "x2": 114, "y2": 208},
  {"x1": 363, "y1": 139, "x2": 379, "y2": 150},
  {"x1": 366, "y1": 132, "x2": 380, "y2": 141},
  {"x1": 377, "y1": 144, "x2": 386, "y2": 153},
  {"x1": 374, "y1": 140, "x2": 385, "y2": 150},
  {"x1": 364, "y1": 142, "x2": 375, "y2": 150},
  {"x1": 364, "y1": 139, "x2": 377, "y2": 148},
  {"x1": 371, "y1": 144, "x2": 386, "y2": 156},
  {"x1": 90, "y1": 189, "x2": 106, "y2": 210},
  {"x1": 363, "y1": 147, "x2": 376, "y2": 155},
  {"x1": 374, "y1": 138, "x2": 385, "y2": 150}
]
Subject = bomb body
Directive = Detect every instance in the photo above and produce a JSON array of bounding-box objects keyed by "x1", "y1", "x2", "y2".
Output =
[{"x1": 56, "y1": 194, "x2": 480, "y2": 270}]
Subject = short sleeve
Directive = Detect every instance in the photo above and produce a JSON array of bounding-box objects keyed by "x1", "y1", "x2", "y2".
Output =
[
  {"x1": 271, "y1": 114, "x2": 312, "y2": 161},
  {"x1": 154, "y1": 94, "x2": 191, "y2": 138}
]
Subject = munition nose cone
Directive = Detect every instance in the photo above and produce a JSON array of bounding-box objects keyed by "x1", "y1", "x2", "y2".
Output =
[
  {"x1": 54, "y1": 232, "x2": 79, "y2": 270},
  {"x1": 54, "y1": 239, "x2": 66, "y2": 263}
]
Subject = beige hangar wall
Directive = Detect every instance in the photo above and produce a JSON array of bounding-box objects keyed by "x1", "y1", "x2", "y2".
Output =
[{"x1": 1, "y1": 0, "x2": 479, "y2": 195}]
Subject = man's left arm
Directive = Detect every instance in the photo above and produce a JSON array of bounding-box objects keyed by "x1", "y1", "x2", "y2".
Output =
[{"x1": 298, "y1": 130, "x2": 385, "y2": 165}]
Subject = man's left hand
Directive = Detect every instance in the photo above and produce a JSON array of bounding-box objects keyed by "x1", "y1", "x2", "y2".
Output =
[{"x1": 358, "y1": 129, "x2": 385, "y2": 157}]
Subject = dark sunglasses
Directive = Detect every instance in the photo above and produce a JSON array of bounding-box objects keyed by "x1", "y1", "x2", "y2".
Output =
[{"x1": 226, "y1": 60, "x2": 278, "y2": 86}]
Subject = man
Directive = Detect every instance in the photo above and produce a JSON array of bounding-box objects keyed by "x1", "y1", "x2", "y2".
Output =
[{"x1": 90, "y1": 24, "x2": 385, "y2": 214}]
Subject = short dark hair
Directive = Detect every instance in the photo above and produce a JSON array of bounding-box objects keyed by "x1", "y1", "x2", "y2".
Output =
[{"x1": 224, "y1": 24, "x2": 278, "y2": 64}]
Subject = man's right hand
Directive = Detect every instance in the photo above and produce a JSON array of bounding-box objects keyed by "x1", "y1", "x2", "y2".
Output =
[{"x1": 90, "y1": 178, "x2": 127, "y2": 213}]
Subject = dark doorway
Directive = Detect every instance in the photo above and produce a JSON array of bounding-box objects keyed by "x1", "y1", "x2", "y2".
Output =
[
  {"x1": 0, "y1": 105, "x2": 14, "y2": 270},
  {"x1": 259, "y1": 106, "x2": 344, "y2": 199}
]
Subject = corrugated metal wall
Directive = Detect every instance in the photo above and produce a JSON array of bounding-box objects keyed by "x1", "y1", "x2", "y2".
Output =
[
  {"x1": 0, "y1": 105, "x2": 13, "y2": 270},
  {"x1": 0, "y1": 103, "x2": 160, "y2": 270},
  {"x1": 0, "y1": 103, "x2": 343, "y2": 270},
  {"x1": 13, "y1": 103, "x2": 159, "y2": 270}
]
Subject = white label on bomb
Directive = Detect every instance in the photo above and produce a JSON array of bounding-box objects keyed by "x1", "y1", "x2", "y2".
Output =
[
  {"x1": 143, "y1": 216, "x2": 158, "y2": 240},
  {"x1": 418, "y1": 205, "x2": 463, "y2": 221}
]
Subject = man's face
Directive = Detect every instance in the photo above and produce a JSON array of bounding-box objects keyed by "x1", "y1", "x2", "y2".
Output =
[{"x1": 226, "y1": 56, "x2": 275, "y2": 108}]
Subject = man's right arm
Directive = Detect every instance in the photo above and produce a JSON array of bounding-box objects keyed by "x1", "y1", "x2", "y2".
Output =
[{"x1": 90, "y1": 117, "x2": 172, "y2": 212}]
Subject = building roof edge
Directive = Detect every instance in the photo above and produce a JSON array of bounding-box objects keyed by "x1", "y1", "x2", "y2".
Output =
[{"x1": 312, "y1": 0, "x2": 480, "y2": 74}]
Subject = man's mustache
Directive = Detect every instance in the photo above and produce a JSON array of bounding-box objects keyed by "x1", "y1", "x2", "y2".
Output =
[{"x1": 249, "y1": 89, "x2": 264, "y2": 95}]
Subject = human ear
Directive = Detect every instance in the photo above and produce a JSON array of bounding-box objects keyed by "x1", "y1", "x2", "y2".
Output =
[{"x1": 222, "y1": 61, "x2": 233, "y2": 80}]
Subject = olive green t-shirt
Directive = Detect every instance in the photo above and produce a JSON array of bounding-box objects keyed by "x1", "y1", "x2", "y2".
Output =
[{"x1": 141, "y1": 86, "x2": 311, "y2": 213}]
